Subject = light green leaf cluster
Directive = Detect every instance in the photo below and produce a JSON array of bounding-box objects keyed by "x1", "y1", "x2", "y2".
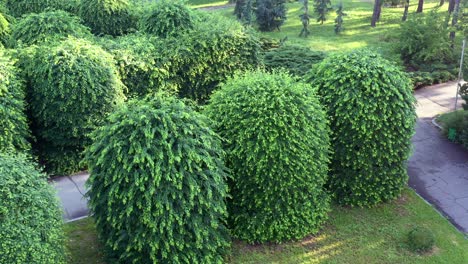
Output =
[
  {"x1": 79, "y1": 0, "x2": 135, "y2": 36},
  {"x1": 0, "y1": 152, "x2": 66, "y2": 264},
  {"x1": 205, "y1": 70, "x2": 331, "y2": 243},
  {"x1": 19, "y1": 37, "x2": 125, "y2": 175},
  {"x1": 0, "y1": 51, "x2": 30, "y2": 152},
  {"x1": 85, "y1": 95, "x2": 229, "y2": 263},
  {"x1": 308, "y1": 49, "x2": 417, "y2": 207},
  {"x1": 140, "y1": 0, "x2": 197, "y2": 38},
  {"x1": 10, "y1": 10, "x2": 92, "y2": 47}
]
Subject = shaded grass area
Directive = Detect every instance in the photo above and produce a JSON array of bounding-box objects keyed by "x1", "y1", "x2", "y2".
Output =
[
  {"x1": 188, "y1": 0, "x2": 228, "y2": 8},
  {"x1": 65, "y1": 188, "x2": 468, "y2": 264}
]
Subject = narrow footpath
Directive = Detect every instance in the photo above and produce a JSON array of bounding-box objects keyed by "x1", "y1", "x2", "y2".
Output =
[{"x1": 52, "y1": 82, "x2": 468, "y2": 235}]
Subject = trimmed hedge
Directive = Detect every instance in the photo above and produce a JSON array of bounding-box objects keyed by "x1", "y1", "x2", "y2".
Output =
[
  {"x1": 140, "y1": 0, "x2": 197, "y2": 38},
  {"x1": 308, "y1": 50, "x2": 416, "y2": 207},
  {"x1": 20, "y1": 37, "x2": 125, "y2": 175},
  {"x1": 0, "y1": 152, "x2": 66, "y2": 264},
  {"x1": 263, "y1": 44, "x2": 326, "y2": 76},
  {"x1": 0, "y1": 52, "x2": 30, "y2": 152},
  {"x1": 5, "y1": 0, "x2": 63, "y2": 17},
  {"x1": 85, "y1": 95, "x2": 229, "y2": 263},
  {"x1": 205, "y1": 70, "x2": 331, "y2": 243},
  {"x1": 79, "y1": 0, "x2": 135, "y2": 36},
  {"x1": 10, "y1": 10, "x2": 91, "y2": 47}
]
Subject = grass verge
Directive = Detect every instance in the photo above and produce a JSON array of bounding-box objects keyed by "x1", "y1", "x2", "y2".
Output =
[{"x1": 65, "y1": 188, "x2": 468, "y2": 264}]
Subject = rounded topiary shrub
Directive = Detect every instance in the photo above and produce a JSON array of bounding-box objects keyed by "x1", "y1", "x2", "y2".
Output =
[
  {"x1": 5, "y1": 0, "x2": 63, "y2": 17},
  {"x1": 205, "y1": 70, "x2": 331, "y2": 244},
  {"x1": 84, "y1": 95, "x2": 229, "y2": 263},
  {"x1": 0, "y1": 52, "x2": 30, "y2": 152},
  {"x1": 22, "y1": 37, "x2": 125, "y2": 175},
  {"x1": 10, "y1": 10, "x2": 91, "y2": 47},
  {"x1": 140, "y1": 0, "x2": 197, "y2": 38},
  {"x1": 308, "y1": 49, "x2": 417, "y2": 207},
  {"x1": 407, "y1": 226, "x2": 435, "y2": 253},
  {"x1": 79, "y1": 0, "x2": 135, "y2": 36},
  {"x1": 0, "y1": 152, "x2": 66, "y2": 264}
]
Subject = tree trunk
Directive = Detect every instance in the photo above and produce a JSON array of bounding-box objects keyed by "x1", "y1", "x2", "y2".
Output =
[
  {"x1": 402, "y1": 0, "x2": 410, "y2": 21},
  {"x1": 371, "y1": 0, "x2": 382, "y2": 27},
  {"x1": 440, "y1": 0, "x2": 444, "y2": 6},
  {"x1": 416, "y1": 0, "x2": 424, "y2": 12},
  {"x1": 450, "y1": 0, "x2": 461, "y2": 45},
  {"x1": 449, "y1": 0, "x2": 455, "y2": 13}
]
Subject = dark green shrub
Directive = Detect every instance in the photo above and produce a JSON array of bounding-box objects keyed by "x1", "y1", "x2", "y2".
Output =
[
  {"x1": 397, "y1": 11, "x2": 454, "y2": 68},
  {"x1": 85, "y1": 95, "x2": 229, "y2": 263},
  {"x1": 20, "y1": 37, "x2": 125, "y2": 175},
  {"x1": 407, "y1": 227, "x2": 435, "y2": 253},
  {"x1": 263, "y1": 44, "x2": 326, "y2": 76},
  {"x1": 308, "y1": 50, "x2": 416, "y2": 207},
  {"x1": 10, "y1": 10, "x2": 91, "y2": 47},
  {"x1": 0, "y1": 52, "x2": 30, "y2": 152},
  {"x1": 5, "y1": 0, "x2": 63, "y2": 17},
  {"x1": 160, "y1": 14, "x2": 261, "y2": 102},
  {"x1": 205, "y1": 70, "x2": 331, "y2": 243},
  {"x1": 101, "y1": 34, "x2": 171, "y2": 98},
  {"x1": 140, "y1": 0, "x2": 197, "y2": 38},
  {"x1": 0, "y1": 152, "x2": 66, "y2": 264},
  {"x1": 79, "y1": 0, "x2": 135, "y2": 36},
  {"x1": 256, "y1": 0, "x2": 287, "y2": 31},
  {"x1": 437, "y1": 110, "x2": 468, "y2": 142},
  {"x1": 0, "y1": 12, "x2": 9, "y2": 45}
]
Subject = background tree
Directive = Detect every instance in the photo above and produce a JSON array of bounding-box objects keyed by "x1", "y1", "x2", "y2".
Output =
[
  {"x1": 402, "y1": 0, "x2": 410, "y2": 21},
  {"x1": 371, "y1": 0, "x2": 382, "y2": 26},
  {"x1": 335, "y1": 1, "x2": 346, "y2": 34},
  {"x1": 417, "y1": 0, "x2": 424, "y2": 12},
  {"x1": 314, "y1": 0, "x2": 332, "y2": 24},
  {"x1": 300, "y1": 0, "x2": 310, "y2": 37},
  {"x1": 256, "y1": 0, "x2": 286, "y2": 31}
]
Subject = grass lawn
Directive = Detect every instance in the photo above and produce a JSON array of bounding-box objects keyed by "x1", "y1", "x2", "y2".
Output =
[
  {"x1": 188, "y1": 0, "x2": 229, "y2": 8},
  {"x1": 65, "y1": 188, "x2": 468, "y2": 264},
  {"x1": 208, "y1": 0, "x2": 464, "y2": 62}
]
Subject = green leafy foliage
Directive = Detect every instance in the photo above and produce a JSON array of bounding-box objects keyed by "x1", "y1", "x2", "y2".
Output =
[
  {"x1": 397, "y1": 11, "x2": 455, "y2": 68},
  {"x1": 0, "y1": 152, "x2": 66, "y2": 264},
  {"x1": 0, "y1": 12, "x2": 9, "y2": 46},
  {"x1": 314, "y1": 0, "x2": 332, "y2": 24},
  {"x1": 256, "y1": 0, "x2": 287, "y2": 31},
  {"x1": 140, "y1": 0, "x2": 197, "y2": 38},
  {"x1": 19, "y1": 38, "x2": 125, "y2": 175},
  {"x1": 205, "y1": 70, "x2": 331, "y2": 243},
  {"x1": 263, "y1": 44, "x2": 326, "y2": 76},
  {"x1": 308, "y1": 50, "x2": 416, "y2": 207},
  {"x1": 5, "y1": 0, "x2": 63, "y2": 17},
  {"x1": 0, "y1": 52, "x2": 30, "y2": 152},
  {"x1": 85, "y1": 95, "x2": 229, "y2": 263},
  {"x1": 10, "y1": 10, "x2": 91, "y2": 47},
  {"x1": 407, "y1": 227, "x2": 435, "y2": 253},
  {"x1": 79, "y1": 0, "x2": 135, "y2": 36}
]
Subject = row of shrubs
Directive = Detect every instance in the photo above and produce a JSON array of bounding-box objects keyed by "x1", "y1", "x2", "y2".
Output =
[{"x1": 1, "y1": 49, "x2": 417, "y2": 262}]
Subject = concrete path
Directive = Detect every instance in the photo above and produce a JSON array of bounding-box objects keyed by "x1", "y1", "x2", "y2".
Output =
[
  {"x1": 52, "y1": 82, "x2": 468, "y2": 233},
  {"x1": 409, "y1": 81, "x2": 468, "y2": 234},
  {"x1": 51, "y1": 172, "x2": 89, "y2": 222}
]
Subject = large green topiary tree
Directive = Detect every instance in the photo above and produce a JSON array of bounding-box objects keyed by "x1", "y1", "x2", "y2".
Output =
[
  {"x1": 205, "y1": 70, "x2": 331, "y2": 244},
  {"x1": 5, "y1": 0, "x2": 63, "y2": 17},
  {"x1": 0, "y1": 52, "x2": 30, "y2": 152},
  {"x1": 140, "y1": 0, "x2": 197, "y2": 38},
  {"x1": 20, "y1": 37, "x2": 125, "y2": 175},
  {"x1": 79, "y1": 0, "x2": 135, "y2": 36},
  {"x1": 308, "y1": 50, "x2": 416, "y2": 207},
  {"x1": 10, "y1": 10, "x2": 91, "y2": 47},
  {"x1": 0, "y1": 152, "x2": 66, "y2": 264},
  {"x1": 84, "y1": 95, "x2": 230, "y2": 263}
]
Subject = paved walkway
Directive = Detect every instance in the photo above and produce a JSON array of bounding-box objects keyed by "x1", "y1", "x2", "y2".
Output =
[
  {"x1": 409, "y1": 81, "x2": 468, "y2": 234},
  {"x1": 52, "y1": 82, "x2": 468, "y2": 234}
]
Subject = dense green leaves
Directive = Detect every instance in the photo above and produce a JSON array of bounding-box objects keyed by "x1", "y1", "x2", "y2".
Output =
[
  {"x1": 308, "y1": 50, "x2": 416, "y2": 207},
  {"x1": 0, "y1": 52, "x2": 30, "y2": 152},
  {"x1": 79, "y1": 0, "x2": 135, "y2": 36},
  {"x1": 19, "y1": 38, "x2": 125, "y2": 175},
  {"x1": 5, "y1": 0, "x2": 63, "y2": 17},
  {"x1": 0, "y1": 12, "x2": 9, "y2": 46},
  {"x1": 85, "y1": 95, "x2": 229, "y2": 263},
  {"x1": 0, "y1": 152, "x2": 66, "y2": 264},
  {"x1": 140, "y1": 0, "x2": 197, "y2": 38},
  {"x1": 263, "y1": 44, "x2": 326, "y2": 76},
  {"x1": 256, "y1": 0, "x2": 287, "y2": 31},
  {"x1": 10, "y1": 10, "x2": 91, "y2": 47},
  {"x1": 205, "y1": 70, "x2": 331, "y2": 243}
]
